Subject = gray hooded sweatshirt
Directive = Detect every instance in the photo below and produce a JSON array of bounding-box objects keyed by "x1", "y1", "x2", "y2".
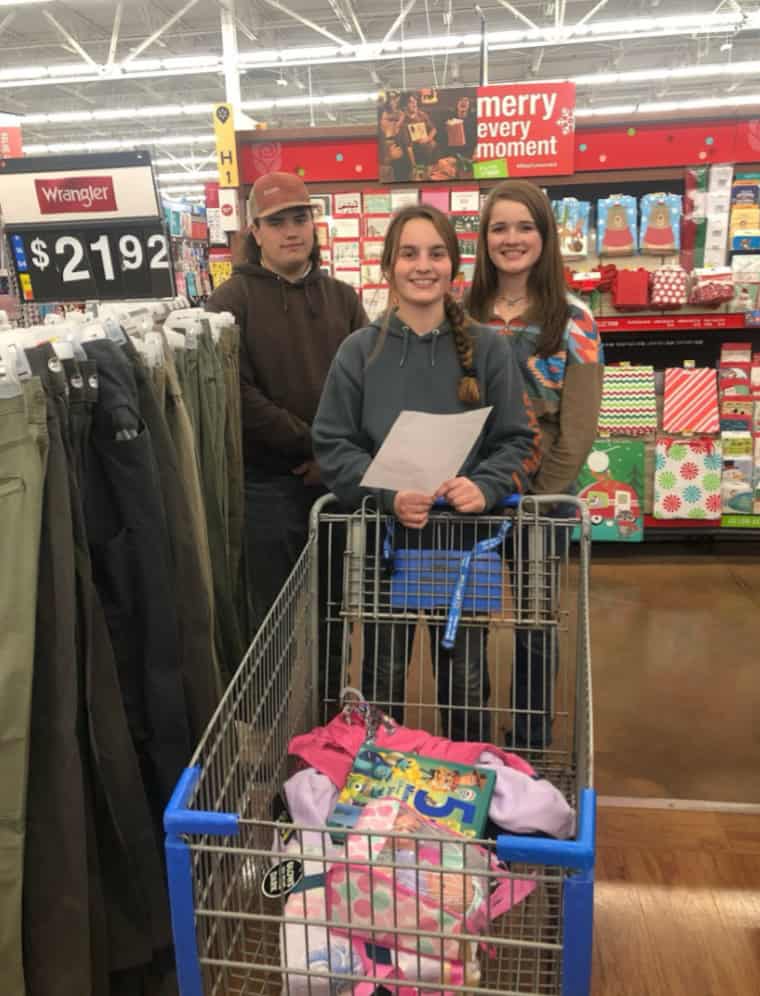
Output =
[{"x1": 312, "y1": 312, "x2": 541, "y2": 511}]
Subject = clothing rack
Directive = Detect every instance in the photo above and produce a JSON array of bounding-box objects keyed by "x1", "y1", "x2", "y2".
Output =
[{"x1": 0, "y1": 302, "x2": 247, "y2": 996}]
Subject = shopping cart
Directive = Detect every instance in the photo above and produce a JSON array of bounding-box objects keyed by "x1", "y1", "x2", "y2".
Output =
[{"x1": 165, "y1": 494, "x2": 595, "y2": 996}]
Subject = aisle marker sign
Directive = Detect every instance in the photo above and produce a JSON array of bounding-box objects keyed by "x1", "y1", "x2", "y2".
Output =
[{"x1": 214, "y1": 103, "x2": 240, "y2": 188}]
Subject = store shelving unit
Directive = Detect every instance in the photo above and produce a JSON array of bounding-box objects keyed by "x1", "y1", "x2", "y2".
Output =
[{"x1": 227, "y1": 120, "x2": 760, "y2": 542}]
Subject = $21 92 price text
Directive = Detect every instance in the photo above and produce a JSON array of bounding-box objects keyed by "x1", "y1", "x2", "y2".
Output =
[{"x1": 8, "y1": 223, "x2": 175, "y2": 302}]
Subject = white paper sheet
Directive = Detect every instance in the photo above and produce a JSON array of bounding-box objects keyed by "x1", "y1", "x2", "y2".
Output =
[{"x1": 360, "y1": 407, "x2": 492, "y2": 494}]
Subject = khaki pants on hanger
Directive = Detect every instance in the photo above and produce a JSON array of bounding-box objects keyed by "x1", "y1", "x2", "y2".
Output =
[{"x1": 0, "y1": 380, "x2": 46, "y2": 996}]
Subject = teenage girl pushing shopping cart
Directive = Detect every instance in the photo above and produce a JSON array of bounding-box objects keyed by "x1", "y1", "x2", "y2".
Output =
[{"x1": 164, "y1": 204, "x2": 596, "y2": 995}]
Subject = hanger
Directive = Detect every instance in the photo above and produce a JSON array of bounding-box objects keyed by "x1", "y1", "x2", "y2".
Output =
[
  {"x1": 164, "y1": 329, "x2": 187, "y2": 351},
  {"x1": 0, "y1": 330, "x2": 33, "y2": 374},
  {"x1": 0, "y1": 337, "x2": 32, "y2": 397},
  {"x1": 203, "y1": 311, "x2": 235, "y2": 344},
  {"x1": 164, "y1": 311, "x2": 203, "y2": 350},
  {"x1": 21, "y1": 321, "x2": 88, "y2": 361}
]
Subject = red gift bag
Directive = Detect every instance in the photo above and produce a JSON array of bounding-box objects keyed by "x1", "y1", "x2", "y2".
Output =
[{"x1": 612, "y1": 268, "x2": 651, "y2": 310}]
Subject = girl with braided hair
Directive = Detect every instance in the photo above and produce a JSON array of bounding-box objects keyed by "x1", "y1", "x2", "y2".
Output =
[{"x1": 313, "y1": 205, "x2": 540, "y2": 740}]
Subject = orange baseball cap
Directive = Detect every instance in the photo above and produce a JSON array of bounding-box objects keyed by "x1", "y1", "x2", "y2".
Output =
[{"x1": 249, "y1": 171, "x2": 312, "y2": 219}]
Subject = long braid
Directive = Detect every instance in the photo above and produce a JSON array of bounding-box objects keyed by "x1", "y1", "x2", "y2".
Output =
[{"x1": 444, "y1": 293, "x2": 481, "y2": 405}]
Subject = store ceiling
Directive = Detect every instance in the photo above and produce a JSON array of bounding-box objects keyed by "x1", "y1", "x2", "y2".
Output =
[{"x1": 2, "y1": 0, "x2": 760, "y2": 195}]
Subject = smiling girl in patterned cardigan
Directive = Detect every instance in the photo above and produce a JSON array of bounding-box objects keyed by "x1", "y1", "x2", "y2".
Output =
[{"x1": 468, "y1": 179, "x2": 604, "y2": 748}]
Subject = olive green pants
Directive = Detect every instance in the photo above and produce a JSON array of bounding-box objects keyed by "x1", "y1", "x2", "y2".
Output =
[{"x1": 0, "y1": 380, "x2": 46, "y2": 996}]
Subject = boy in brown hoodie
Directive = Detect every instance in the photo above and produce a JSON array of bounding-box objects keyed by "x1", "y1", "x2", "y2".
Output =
[{"x1": 207, "y1": 172, "x2": 366, "y2": 692}]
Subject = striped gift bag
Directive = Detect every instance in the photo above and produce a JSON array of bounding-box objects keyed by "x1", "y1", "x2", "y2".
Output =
[
  {"x1": 598, "y1": 365, "x2": 657, "y2": 436},
  {"x1": 662, "y1": 368, "x2": 719, "y2": 434}
]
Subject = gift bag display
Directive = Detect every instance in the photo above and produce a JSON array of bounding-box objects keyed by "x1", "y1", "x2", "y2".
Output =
[
  {"x1": 552, "y1": 197, "x2": 591, "y2": 258},
  {"x1": 654, "y1": 437, "x2": 723, "y2": 519},
  {"x1": 612, "y1": 268, "x2": 650, "y2": 310},
  {"x1": 326, "y1": 799, "x2": 534, "y2": 962},
  {"x1": 662, "y1": 367, "x2": 720, "y2": 433},
  {"x1": 651, "y1": 266, "x2": 689, "y2": 309},
  {"x1": 574, "y1": 440, "x2": 646, "y2": 542},
  {"x1": 598, "y1": 365, "x2": 657, "y2": 436},
  {"x1": 598, "y1": 194, "x2": 637, "y2": 256},
  {"x1": 689, "y1": 268, "x2": 734, "y2": 305},
  {"x1": 640, "y1": 192, "x2": 682, "y2": 254}
]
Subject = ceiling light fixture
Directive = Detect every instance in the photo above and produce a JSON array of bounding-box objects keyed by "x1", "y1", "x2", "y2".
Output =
[
  {"x1": 157, "y1": 169, "x2": 218, "y2": 181},
  {"x1": 159, "y1": 183, "x2": 207, "y2": 193},
  {"x1": 23, "y1": 134, "x2": 214, "y2": 155},
  {"x1": 4, "y1": 9, "x2": 760, "y2": 91},
  {"x1": 575, "y1": 91, "x2": 760, "y2": 117}
]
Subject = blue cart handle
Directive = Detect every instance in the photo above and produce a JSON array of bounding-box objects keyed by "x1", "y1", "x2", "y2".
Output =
[
  {"x1": 383, "y1": 494, "x2": 522, "y2": 564},
  {"x1": 433, "y1": 494, "x2": 521, "y2": 509}
]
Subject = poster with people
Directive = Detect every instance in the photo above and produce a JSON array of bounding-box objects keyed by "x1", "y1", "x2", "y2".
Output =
[
  {"x1": 378, "y1": 87, "x2": 478, "y2": 183},
  {"x1": 377, "y1": 82, "x2": 576, "y2": 183}
]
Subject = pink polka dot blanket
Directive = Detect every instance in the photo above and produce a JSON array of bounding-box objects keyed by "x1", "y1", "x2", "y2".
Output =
[{"x1": 325, "y1": 798, "x2": 536, "y2": 964}]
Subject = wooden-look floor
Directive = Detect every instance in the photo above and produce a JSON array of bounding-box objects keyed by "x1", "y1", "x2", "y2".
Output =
[
  {"x1": 593, "y1": 805, "x2": 760, "y2": 996},
  {"x1": 590, "y1": 544, "x2": 760, "y2": 803}
]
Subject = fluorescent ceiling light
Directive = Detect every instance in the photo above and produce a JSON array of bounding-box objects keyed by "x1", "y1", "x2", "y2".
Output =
[
  {"x1": 159, "y1": 184, "x2": 207, "y2": 193},
  {"x1": 0, "y1": 66, "x2": 48, "y2": 81},
  {"x1": 4, "y1": 9, "x2": 760, "y2": 91},
  {"x1": 161, "y1": 55, "x2": 219, "y2": 70},
  {"x1": 241, "y1": 91, "x2": 376, "y2": 112},
  {"x1": 125, "y1": 58, "x2": 163, "y2": 72},
  {"x1": 0, "y1": 0, "x2": 54, "y2": 5},
  {"x1": 576, "y1": 92, "x2": 760, "y2": 118},
  {"x1": 636, "y1": 92, "x2": 760, "y2": 114},
  {"x1": 23, "y1": 103, "x2": 218, "y2": 125},
  {"x1": 574, "y1": 104, "x2": 638, "y2": 118},
  {"x1": 281, "y1": 46, "x2": 339, "y2": 61},
  {"x1": 157, "y1": 170, "x2": 218, "y2": 181},
  {"x1": 154, "y1": 156, "x2": 215, "y2": 167},
  {"x1": 573, "y1": 59, "x2": 760, "y2": 87},
  {"x1": 23, "y1": 134, "x2": 214, "y2": 155}
]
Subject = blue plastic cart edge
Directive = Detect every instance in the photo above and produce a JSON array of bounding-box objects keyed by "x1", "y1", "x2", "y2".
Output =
[
  {"x1": 495, "y1": 787, "x2": 596, "y2": 869},
  {"x1": 561, "y1": 862, "x2": 595, "y2": 996},
  {"x1": 164, "y1": 767, "x2": 240, "y2": 996},
  {"x1": 164, "y1": 765, "x2": 239, "y2": 836}
]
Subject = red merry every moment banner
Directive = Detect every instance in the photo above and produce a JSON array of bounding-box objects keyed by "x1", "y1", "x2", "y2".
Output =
[{"x1": 377, "y1": 82, "x2": 575, "y2": 182}]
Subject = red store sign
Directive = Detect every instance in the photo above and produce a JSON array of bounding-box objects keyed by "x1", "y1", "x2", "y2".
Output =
[
  {"x1": 474, "y1": 82, "x2": 576, "y2": 176},
  {"x1": 34, "y1": 175, "x2": 118, "y2": 214},
  {"x1": 0, "y1": 126, "x2": 22, "y2": 159}
]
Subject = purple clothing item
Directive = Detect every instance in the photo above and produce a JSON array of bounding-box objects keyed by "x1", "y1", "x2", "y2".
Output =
[
  {"x1": 478, "y1": 752, "x2": 575, "y2": 839},
  {"x1": 283, "y1": 768, "x2": 338, "y2": 829}
]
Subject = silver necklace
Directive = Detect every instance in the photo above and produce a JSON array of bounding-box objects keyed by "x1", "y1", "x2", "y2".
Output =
[{"x1": 496, "y1": 293, "x2": 527, "y2": 307}]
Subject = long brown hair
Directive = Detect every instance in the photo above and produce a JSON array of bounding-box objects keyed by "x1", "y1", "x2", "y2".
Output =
[
  {"x1": 381, "y1": 204, "x2": 480, "y2": 404},
  {"x1": 467, "y1": 180, "x2": 569, "y2": 357}
]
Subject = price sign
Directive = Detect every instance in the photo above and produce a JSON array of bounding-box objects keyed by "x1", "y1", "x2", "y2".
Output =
[{"x1": 7, "y1": 222, "x2": 174, "y2": 302}]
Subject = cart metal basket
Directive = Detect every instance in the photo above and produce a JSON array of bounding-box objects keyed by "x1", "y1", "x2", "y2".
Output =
[{"x1": 165, "y1": 495, "x2": 596, "y2": 996}]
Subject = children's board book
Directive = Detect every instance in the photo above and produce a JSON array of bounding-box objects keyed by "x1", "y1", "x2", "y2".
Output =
[{"x1": 327, "y1": 747, "x2": 495, "y2": 839}]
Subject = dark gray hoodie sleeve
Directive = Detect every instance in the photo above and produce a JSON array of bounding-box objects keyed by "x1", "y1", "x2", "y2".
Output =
[
  {"x1": 468, "y1": 333, "x2": 542, "y2": 509},
  {"x1": 313, "y1": 336, "x2": 380, "y2": 509}
]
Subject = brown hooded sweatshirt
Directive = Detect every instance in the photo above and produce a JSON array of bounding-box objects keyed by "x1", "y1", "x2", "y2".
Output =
[{"x1": 206, "y1": 262, "x2": 367, "y2": 475}]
